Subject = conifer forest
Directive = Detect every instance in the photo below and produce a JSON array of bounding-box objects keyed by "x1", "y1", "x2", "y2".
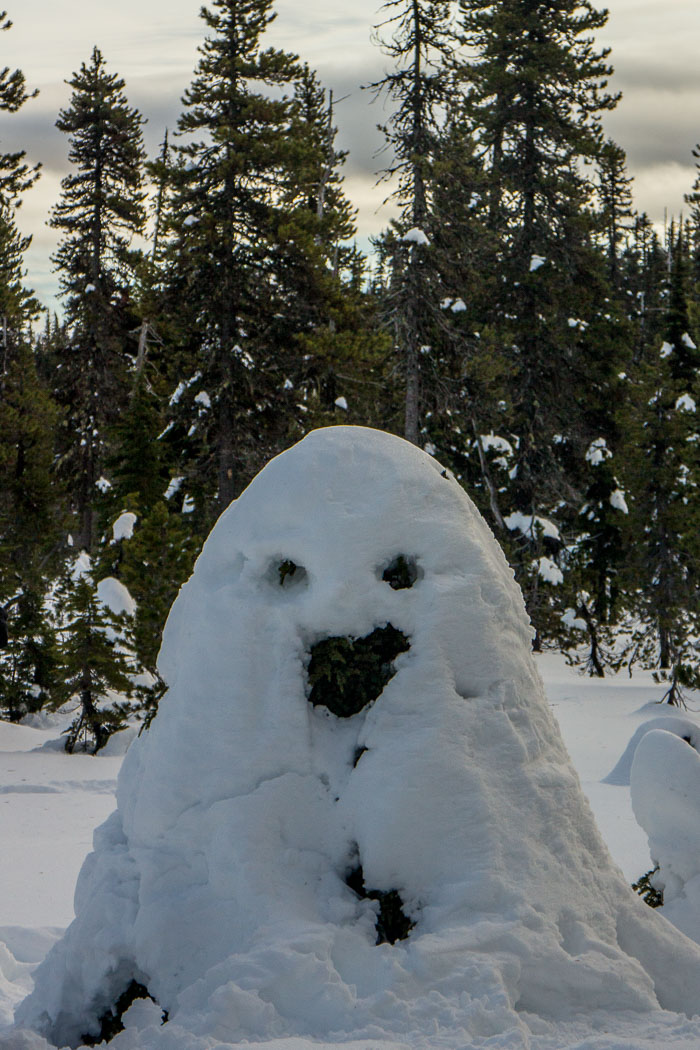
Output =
[{"x1": 2, "y1": 0, "x2": 700, "y2": 751}]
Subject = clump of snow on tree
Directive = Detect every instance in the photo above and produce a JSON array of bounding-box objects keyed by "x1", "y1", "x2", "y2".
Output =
[
  {"x1": 111, "y1": 512, "x2": 137, "y2": 543},
  {"x1": 402, "y1": 227, "x2": 429, "y2": 245},
  {"x1": 675, "y1": 394, "x2": 697, "y2": 413},
  {"x1": 96, "y1": 578, "x2": 136, "y2": 618},
  {"x1": 14, "y1": 427, "x2": 700, "y2": 1050},
  {"x1": 609, "y1": 488, "x2": 629, "y2": 513},
  {"x1": 585, "y1": 437, "x2": 612, "y2": 465}
]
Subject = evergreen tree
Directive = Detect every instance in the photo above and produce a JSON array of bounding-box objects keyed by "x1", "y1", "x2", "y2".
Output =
[
  {"x1": 52, "y1": 567, "x2": 134, "y2": 752},
  {"x1": 50, "y1": 47, "x2": 147, "y2": 550},
  {"x1": 596, "y1": 138, "x2": 634, "y2": 288},
  {"x1": 455, "y1": 0, "x2": 622, "y2": 641},
  {"x1": 161, "y1": 0, "x2": 302, "y2": 512},
  {"x1": 621, "y1": 229, "x2": 700, "y2": 704},
  {"x1": 371, "y1": 0, "x2": 454, "y2": 444},
  {"x1": 0, "y1": 10, "x2": 40, "y2": 205}
]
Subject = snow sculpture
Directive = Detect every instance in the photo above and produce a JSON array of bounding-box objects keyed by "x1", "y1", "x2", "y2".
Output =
[{"x1": 15, "y1": 427, "x2": 700, "y2": 1049}]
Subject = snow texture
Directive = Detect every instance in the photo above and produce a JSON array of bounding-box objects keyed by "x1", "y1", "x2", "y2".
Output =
[
  {"x1": 402, "y1": 227, "x2": 429, "y2": 245},
  {"x1": 334, "y1": 396, "x2": 348, "y2": 411},
  {"x1": 609, "y1": 488, "x2": 629, "y2": 514},
  {"x1": 96, "y1": 579, "x2": 136, "y2": 618},
  {"x1": 681, "y1": 332, "x2": 697, "y2": 350},
  {"x1": 534, "y1": 555, "x2": 563, "y2": 585},
  {"x1": 13, "y1": 427, "x2": 700, "y2": 1050},
  {"x1": 585, "y1": 438, "x2": 612, "y2": 466},
  {"x1": 604, "y1": 715, "x2": 700, "y2": 786},
  {"x1": 163, "y1": 477, "x2": 183, "y2": 500},
  {"x1": 631, "y1": 729, "x2": 700, "y2": 943},
  {"x1": 529, "y1": 254, "x2": 546, "y2": 271},
  {"x1": 504, "y1": 510, "x2": 560, "y2": 540},
  {"x1": 660, "y1": 341, "x2": 673, "y2": 358},
  {"x1": 675, "y1": 394, "x2": 696, "y2": 413},
  {"x1": 111, "y1": 513, "x2": 137, "y2": 543},
  {"x1": 451, "y1": 298, "x2": 466, "y2": 313}
]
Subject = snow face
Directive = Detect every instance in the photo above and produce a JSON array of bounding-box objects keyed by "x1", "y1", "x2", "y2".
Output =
[{"x1": 15, "y1": 426, "x2": 700, "y2": 1049}]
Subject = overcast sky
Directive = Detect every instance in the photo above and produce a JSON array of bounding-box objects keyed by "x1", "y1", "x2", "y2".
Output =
[{"x1": 4, "y1": 0, "x2": 700, "y2": 313}]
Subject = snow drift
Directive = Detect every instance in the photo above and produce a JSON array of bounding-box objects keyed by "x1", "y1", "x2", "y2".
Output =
[
  {"x1": 631, "y1": 728, "x2": 700, "y2": 944},
  {"x1": 12, "y1": 426, "x2": 700, "y2": 1049}
]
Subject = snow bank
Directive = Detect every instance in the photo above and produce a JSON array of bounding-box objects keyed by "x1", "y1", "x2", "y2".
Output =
[
  {"x1": 13, "y1": 427, "x2": 700, "y2": 1050},
  {"x1": 631, "y1": 728, "x2": 700, "y2": 944}
]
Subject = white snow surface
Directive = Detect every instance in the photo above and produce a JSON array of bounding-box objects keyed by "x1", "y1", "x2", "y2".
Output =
[
  {"x1": 534, "y1": 555, "x2": 563, "y2": 585},
  {"x1": 585, "y1": 438, "x2": 612, "y2": 466},
  {"x1": 111, "y1": 513, "x2": 137, "y2": 543},
  {"x1": 609, "y1": 489, "x2": 629, "y2": 514},
  {"x1": 402, "y1": 227, "x2": 429, "y2": 246},
  {"x1": 95, "y1": 578, "x2": 136, "y2": 618},
  {"x1": 504, "y1": 511, "x2": 560, "y2": 541},
  {"x1": 529, "y1": 255, "x2": 546, "y2": 271},
  {"x1": 675, "y1": 394, "x2": 696, "y2": 413},
  {"x1": 631, "y1": 728, "x2": 700, "y2": 945},
  {"x1": 8, "y1": 427, "x2": 700, "y2": 1049},
  {"x1": 681, "y1": 332, "x2": 697, "y2": 350}
]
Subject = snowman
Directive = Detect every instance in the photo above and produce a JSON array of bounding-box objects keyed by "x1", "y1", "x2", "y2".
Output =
[{"x1": 15, "y1": 426, "x2": 700, "y2": 1049}]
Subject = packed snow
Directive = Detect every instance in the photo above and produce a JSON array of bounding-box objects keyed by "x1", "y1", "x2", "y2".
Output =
[
  {"x1": 111, "y1": 513, "x2": 137, "y2": 543},
  {"x1": 5, "y1": 427, "x2": 700, "y2": 1050},
  {"x1": 402, "y1": 227, "x2": 429, "y2": 245},
  {"x1": 95, "y1": 578, "x2": 136, "y2": 618},
  {"x1": 609, "y1": 488, "x2": 629, "y2": 513},
  {"x1": 585, "y1": 438, "x2": 612, "y2": 465}
]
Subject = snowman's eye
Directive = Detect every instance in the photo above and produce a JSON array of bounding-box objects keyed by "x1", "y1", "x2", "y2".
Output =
[
  {"x1": 380, "y1": 555, "x2": 419, "y2": 590},
  {"x1": 266, "y1": 558, "x2": 309, "y2": 590}
]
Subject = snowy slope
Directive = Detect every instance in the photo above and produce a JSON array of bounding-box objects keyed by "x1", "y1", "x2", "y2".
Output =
[{"x1": 3, "y1": 428, "x2": 700, "y2": 1049}]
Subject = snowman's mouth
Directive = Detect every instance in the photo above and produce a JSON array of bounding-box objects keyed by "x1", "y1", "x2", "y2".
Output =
[
  {"x1": 306, "y1": 624, "x2": 410, "y2": 717},
  {"x1": 345, "y1": 862, "x2": 415, "y2": 944}
]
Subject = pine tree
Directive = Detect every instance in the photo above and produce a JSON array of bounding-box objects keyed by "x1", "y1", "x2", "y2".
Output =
[
  {"x1": 621, "y1": 229, "x2": 700, "y2": 704},
  {"x1": 597, "y1": 138, "x2": 634, "y2": 288},
  {"x1": 0, "y1": 344, "x2": 63, "y2": 719},
  {"x1": 52, "y1": 568, "x2": 134, "y2": 752},
  {"x1": 0, "y1": 10, "x2": 40, "y2": 206},
  {"x1": 455, "y1": 0, "x2": 622, "y2": 641},
  {"x1": 50, "y1": 47, "x2": 147, "y2": 551},
  {"x1": 371, "y1": 0, "x2": 454, "y2": 445},
  {"x1": 161, "y1": 0, "x2": 302, "y2": 512}
]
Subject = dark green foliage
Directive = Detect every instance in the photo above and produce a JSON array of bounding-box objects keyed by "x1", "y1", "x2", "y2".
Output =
[
  {"x1": 381, "y1": 554, "x2": 418, "y2": 590},
  {"x1": 81, "y1": 980, "x2": 162, "y2": 1047},
  {"x1": 50, "y1": 47, "x2": 146, "y2": 551},
  {"x1": 345, "y1": 864, "x2": 415, "y2": 944},
  {"x1": 307, "y1": 625, "x2": 410, "y2": 717},
  {"x1": 0, "y1": 10, "x2": 40, "y2": 205},
  {"x1": 278, "y1": 559, "x2": 302, "y2": 586},
  {"x1": 51, "y1": 574, "x2": 134, "y2": 753},
  {"x1": 632, "y1": 867, "x2": 664, "y2": 909}
]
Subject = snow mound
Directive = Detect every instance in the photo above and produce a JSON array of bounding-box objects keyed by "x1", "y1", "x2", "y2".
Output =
[
  {"x1": 604, "y1": 714, "x2": 700, "y2": 785},
  {"x1": 631, "y1": 728, "x2": 700, "y2": 944},
  {"x1": 14, "y1": 427, "x2": 700, "y2": 1049}
]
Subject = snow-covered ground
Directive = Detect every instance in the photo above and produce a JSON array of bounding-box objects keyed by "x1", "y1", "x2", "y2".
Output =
[{"x1": 0, "y1": 655, "x2": 697, "y2": 1045}]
